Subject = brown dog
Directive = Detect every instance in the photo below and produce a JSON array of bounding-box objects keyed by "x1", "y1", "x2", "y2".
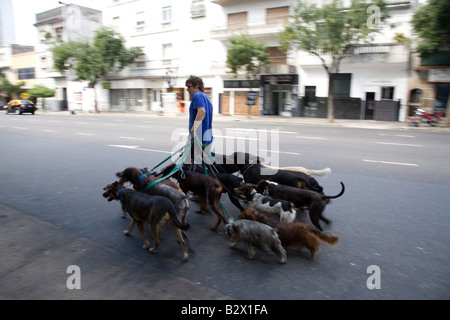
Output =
[
  {"x1": 161, "y1": 164, "x2": 226, "y2": 231},
  {"x1": 239, "y1": 208, "x2": 339, "y2": 260},
  {"x1": 103, "y1": 181, "x2": 190, "y2": 261}
]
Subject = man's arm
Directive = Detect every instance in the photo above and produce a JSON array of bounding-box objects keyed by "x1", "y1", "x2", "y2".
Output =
[{"x1": 190, "y1": 106, "x2": 206, "y2": 135}]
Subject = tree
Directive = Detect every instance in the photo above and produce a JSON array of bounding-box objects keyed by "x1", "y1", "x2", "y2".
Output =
[
  {"x1": 412, "y1": 0, "x2": 450, "y2": 127},
  {"x1": 281, "y1": 0, "x2": 389, "y2": 121},
  {"x1": 226, "y1": 34, "x2": 269, "y2": 115},
  {"x1": 412, "y1": 0, "x2": 450, "y2": 58},
  {"x1": 27, "y1": 85, "x2": 55, "y2": 110},
  {"x1": 53, "y1": 27, "x2": 142, "y2": 112},
  {"x1": 0, "y1": 78, "x2": 26, "y2": 100}
]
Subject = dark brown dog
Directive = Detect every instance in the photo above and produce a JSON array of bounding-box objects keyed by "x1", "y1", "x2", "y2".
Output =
[
  {"x1": 103, "y1": 181, "x2": 190, "y2": 261},
  {"x1": 255, "y1": 181, "x2": 345, "y2": 231},
  {"x1": 116, "y1": 167, "x2": 190, "y2": 225},
  {"x1": 239, "y1": 208, "x2": 339, "y2": 260},
  {"x1": 161, "y1": 164, "x2": 226, "y2": 231}
]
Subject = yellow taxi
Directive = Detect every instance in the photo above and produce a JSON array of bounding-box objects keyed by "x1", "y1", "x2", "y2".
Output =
[{"x1": 4, "y1": 100, "x2": 37, "y2": 115}]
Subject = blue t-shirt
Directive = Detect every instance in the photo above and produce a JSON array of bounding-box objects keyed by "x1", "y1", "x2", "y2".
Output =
[{"x1": 189, "y1": 92, "x2": 213, "y2": 144}]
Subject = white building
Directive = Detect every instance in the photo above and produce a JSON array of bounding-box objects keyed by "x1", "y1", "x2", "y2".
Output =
[
  {"x1": 36, "y1": 0, "x2": 420, "y2": 120},
  {"x1": 34, "y1": 4, "x2": 102, "y2": 111},
  {"x1": 0, "y1": 0, "x2": 16, "y2": 47},
  {"x1": 294, "y1": 0, "x2": 419, "y2": 121},
  {"x1": 102, "y1": 0, "x2": 224, "y2": 113}
]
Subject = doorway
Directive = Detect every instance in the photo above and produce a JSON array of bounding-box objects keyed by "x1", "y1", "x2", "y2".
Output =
[{"x1": 365, "y1": 92, "x2": 375, "y2": 119}]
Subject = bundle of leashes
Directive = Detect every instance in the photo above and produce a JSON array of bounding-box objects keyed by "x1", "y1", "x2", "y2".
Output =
[{"x1": 146, "y1": 136, "x2": 237, "y2": 220}]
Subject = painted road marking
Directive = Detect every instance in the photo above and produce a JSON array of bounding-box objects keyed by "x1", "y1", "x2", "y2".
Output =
[
  {"x1": 363, "y1": 159, "x2": 419, "y2": 166},
  {"x1": 375, "y1": 142, "x2": 423, "y2": 147},
  {"x1": 108, "y1": 145, "x2": 171, "y2": 154}
]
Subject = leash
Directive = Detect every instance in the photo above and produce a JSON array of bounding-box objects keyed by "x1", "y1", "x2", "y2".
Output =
[
  {"x1": 142, "y1": 140, "x2": 192, "y2": 193},
  {"x1": 194, "y1": 137, "x2": 239, "y2": 221}
]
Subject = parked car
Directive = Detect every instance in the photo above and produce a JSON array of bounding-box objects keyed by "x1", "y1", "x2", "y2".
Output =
[{"x1": 4, "y1": 100, "x2": 37, "y2": 115}]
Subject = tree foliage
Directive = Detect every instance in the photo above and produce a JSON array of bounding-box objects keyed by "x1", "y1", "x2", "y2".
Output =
[
  {"x1": 412, "y1": 0, "x2": 450, "y2": 58},
  {"x1": 226, "y1": 34, "x2": 269, "y2": 83},
  {"x1": 280, "y1": 0, "x2": 389, "y2": 121},
  {"x1": 27, "y1": 85, "x2": 55, "y2": 99},
  {"x1": 53, "y1": 27, "x2": 142, "y2": 111},
  {"x1": 0, "y1": 78, "x2": 26, "y2": 99}
]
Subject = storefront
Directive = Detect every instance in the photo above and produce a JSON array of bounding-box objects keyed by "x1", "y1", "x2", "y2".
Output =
[{"x1": 260, "y1": 74, "x2": 299, "y2": 116}]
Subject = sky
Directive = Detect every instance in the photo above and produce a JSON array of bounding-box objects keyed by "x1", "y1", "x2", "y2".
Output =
[{"x1": 12, "y1": 0, "x2": 108, "y2": 46}]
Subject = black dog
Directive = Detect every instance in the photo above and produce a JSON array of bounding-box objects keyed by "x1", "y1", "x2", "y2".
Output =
[
  {"x1": 240, "y1": 164, "x2": 324, "y2": 193},
  {"x1": 256, "y1": 180, "x2": 345, "y2": 231}
]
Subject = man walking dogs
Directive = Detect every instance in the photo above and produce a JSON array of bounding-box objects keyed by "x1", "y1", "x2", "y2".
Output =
[{"x1": 185, "y1": 76, "x2": 214, "y2": 167}]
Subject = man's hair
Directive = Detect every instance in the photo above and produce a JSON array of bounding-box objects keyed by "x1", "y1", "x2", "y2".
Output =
[{"x1": 185, "y1": 75, "x2": 205, "y2": 92}]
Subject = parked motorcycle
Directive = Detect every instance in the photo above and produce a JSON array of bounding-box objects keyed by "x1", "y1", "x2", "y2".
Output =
[{"x1": 409, "y1": 108, "x2": 445, "y2": 127}]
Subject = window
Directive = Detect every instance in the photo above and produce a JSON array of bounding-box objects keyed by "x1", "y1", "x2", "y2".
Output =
[
  {"x1": 228, "y1": 12, "x2": 247, "y2": 29},
  {"x1": 410, "y1": 89, "x2": 422, "y2": 103},
  {"x1": 162, "y1": 43, "x2": 172, "y2": 65},
  {"x1": 136, "y1": 11, "x2": 145, "y2": 31},
  {"x1": 18, "y1": 68, "x2": 35, "y2": 80},
  {"x1": 331, "y1": 73, "x2": 351, "y2": 98},
  {"x1": 266, "y1": 7, "x2": 289, "y2": 24},
  {"x1": 137, "y1": 51, "x2": 146, "y2": 67},
  {"x1": 381, "y1": 86, "x2": 394, "y2": 100},
  {"x1": 162, "y1": 6, "x2": 172, "y2": 23},
  {"x1": 267, "y1": 47, "x2": 287, "y2": 65},
  {"x1": 162, "y1": 43, "x2": 172, "y2": 58}
]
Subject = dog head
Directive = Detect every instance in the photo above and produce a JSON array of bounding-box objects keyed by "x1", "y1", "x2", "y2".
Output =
[
  {"x1": 255, "y1": 180, "x2": 272, "y2": 195},
  {"x1": 102, "y1": 181, "x2": 122, "y2": 201},
  {"x1": 233, "y1": 183, "x2": 257, "y2": 200},
  {"x1": 239, "y1": 208, "x2": 258, "y2": 220},
  {"x1": 225, "y1": 220, "x2": 240, "y2": 242},
  {"x1": 116, "y1": 167, "x2": 142, "y2": 185}
]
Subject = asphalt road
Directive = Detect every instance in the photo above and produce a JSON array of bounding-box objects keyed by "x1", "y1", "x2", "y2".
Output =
[{"x1": 0, "y1": 112, "x2": 449, "y2": 300}]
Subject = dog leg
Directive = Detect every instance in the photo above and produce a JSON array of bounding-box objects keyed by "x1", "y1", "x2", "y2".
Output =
[
  {"x1": 277, "y1": 246, "x2": 287, "y2": 264},
  {"x1": 246, "y1": 243, "x2": 256, "y2": 260},
  {"x1": 123, "y1": 219, "x2": 135, "y2": 235},
  {"x1": 149, "y1": 223, "x2": 161, "y2": 253},
  {"x1": 310, "y1": 217, "x2": 323, "y2": 232},
  {"x1": 196, "y1": 195, "x2": 209, "y2": 213},
  {"x1": 210, "y1": 196, "x2": 226, "y2": 231},
  {"x1": 135, "y1": 221, "x2": 150, "y2": 249},
  {"x1": 307, "y1": 248, "x2": 316, "y2": 260},
  {"x1": 170, "y1": 222, "x2": 189, "y2": 261}
]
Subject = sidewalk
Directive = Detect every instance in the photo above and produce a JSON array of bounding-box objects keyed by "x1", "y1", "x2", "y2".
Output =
[
  {"x1": 42, "y1": 110, "x2": 450, "y2": 133},
  {"x1": 0, "y1": 202, "x2": 232, "y2": 300}
]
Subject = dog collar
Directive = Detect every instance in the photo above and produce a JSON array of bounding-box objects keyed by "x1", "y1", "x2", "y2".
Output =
[
  {"x1": 118, "y1": 187, "x2": 125, "y2": 200},
  {"x1": 138, "y1": 174, "x2": 146, "y2": 181}
]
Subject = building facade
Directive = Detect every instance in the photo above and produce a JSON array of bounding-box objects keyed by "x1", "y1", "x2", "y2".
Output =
[
  {"x1": 30, "y1": 0, "x2": 443, "y2": 121},
  {"x1": 34, "y1": 5, "x2": 102, "y2": 111}
]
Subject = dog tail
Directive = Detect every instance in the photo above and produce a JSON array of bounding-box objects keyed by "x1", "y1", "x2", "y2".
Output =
[
  {"x1": 323, "y1": 181, "x2": 345, "y2": 200},
  {"x1": 311, "y1": 167, "x2": 331, "y2": 178},
  {"x1": 311, "y1": 230, "x2": 339, "y2": 246},
  {"x1": 168, "y1": 203, "x2": 190, "y2": 231}
]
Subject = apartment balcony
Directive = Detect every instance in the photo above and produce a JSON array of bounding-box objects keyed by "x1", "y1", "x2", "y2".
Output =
[
  {"x1": 107, "y1": 58, "x2": 181, "y2": 80},
  {"x1": 418, "y1": 51, "x2": 450, "y2": 69},
  {"x1": 212, "y1": 0, "x2": 261, "y2": 5},
  {"x1": 299, "y1": 43, "x2": 411, "y2": 68},
  {"x1": 211, "y1": 20, "x2": 286, "y2": 42}
]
